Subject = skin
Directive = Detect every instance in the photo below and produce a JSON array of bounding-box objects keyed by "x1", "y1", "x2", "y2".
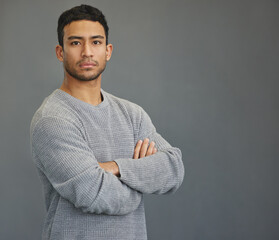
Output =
[
  {"x1": 55, "y1": 20, "x2": 157, "y2": 177},
  {"x1": 133, "y1": 138, "x2": 157, "y2": 159},
  {"x1": 55, "y1": 20, "x2": 112, "y2": 106},
  {"x1": 100, "y1": 139, "x2": 157, "y2": 177}
]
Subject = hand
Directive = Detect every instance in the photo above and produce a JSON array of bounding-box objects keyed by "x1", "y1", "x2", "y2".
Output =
[
  {"x1": 98, "y1": 138, "x2": 157, "y2": 176},
  {"x1": 133, "y1": 138, "x2": 157, "y2": 159},
  {"x1": 98, "y1": 161, "x2": 120, "y2": 177}
]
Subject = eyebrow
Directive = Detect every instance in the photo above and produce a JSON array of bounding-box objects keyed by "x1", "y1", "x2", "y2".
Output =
[{"x1": 67, "y1": 35, "x2": 105, "y2": 40}]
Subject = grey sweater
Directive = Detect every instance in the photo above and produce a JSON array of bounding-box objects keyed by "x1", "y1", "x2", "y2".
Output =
[{"x1": 30, "y1": 89, "x2": 184, "y2": 240}]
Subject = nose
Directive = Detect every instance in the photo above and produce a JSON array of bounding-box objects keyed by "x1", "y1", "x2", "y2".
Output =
[{"x1": 81, "y1": 42, "x2": 93, "y2": 58}]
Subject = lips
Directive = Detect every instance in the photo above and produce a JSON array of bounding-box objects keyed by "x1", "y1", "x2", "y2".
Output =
[{"x1": 79, "y1": 62, "x2": 97, "y2": 68}]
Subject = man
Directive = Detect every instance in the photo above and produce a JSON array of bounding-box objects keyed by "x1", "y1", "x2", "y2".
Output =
[{"x1": 30, "y1": 4, "x2": 184, "y2": 240}]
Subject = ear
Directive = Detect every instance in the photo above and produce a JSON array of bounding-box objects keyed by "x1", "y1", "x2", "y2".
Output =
[
  {"x1": 106, "y1": 43, "x2": 113, "y2": 61},
  {"x1": 55, "y1": 45, "x2": 64, "y2": 62}
]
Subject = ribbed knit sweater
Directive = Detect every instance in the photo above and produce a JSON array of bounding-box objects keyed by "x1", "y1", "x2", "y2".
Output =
[{"x1": 30, "y1": 89, "x2": 184, "y2": 240}]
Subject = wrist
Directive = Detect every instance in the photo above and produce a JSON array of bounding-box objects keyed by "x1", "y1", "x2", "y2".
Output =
[
  {"x1": 112, "y1": 161, "x2": 120, "y2": 177},
  {"x1": 99, "y1": 161, "x2": 120, "y2": 177}
]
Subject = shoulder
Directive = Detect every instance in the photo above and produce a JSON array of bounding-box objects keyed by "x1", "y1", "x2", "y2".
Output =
[
  {"x1": 104, "y1": 91, "x2": 149, "y2": 124},
  {"x1": 104, "y1": 91, "x2": 155, "y2": 135},
  {"x1": 30, "y1": 90, "x2": 81, "y2": 135},
  {"x1": 104, "y1": 91, "x2": 145, "y2": 117}
]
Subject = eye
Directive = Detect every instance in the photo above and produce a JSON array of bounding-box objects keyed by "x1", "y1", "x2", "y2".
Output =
[
  {"x1": 93, "y1": 40, "x2": 101, "y2": 45},
  {"x1": 71, "y1": 41, "x2": 80, "y2": 46}
]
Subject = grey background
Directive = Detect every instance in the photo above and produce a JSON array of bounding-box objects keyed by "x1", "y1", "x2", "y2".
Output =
[{"x1": 0, "y1": 0, "x2": 278, "y2": 239}]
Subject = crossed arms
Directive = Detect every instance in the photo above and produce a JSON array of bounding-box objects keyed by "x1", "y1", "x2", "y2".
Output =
[
  {"x1": 99, "y1": 138, "x2": 158, "y2": 177},
  {"x1": 31, "y1": 109, "x2": 184, "y2": 215}
]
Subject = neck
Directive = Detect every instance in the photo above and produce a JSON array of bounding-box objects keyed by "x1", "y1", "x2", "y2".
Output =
[{"x1": 60, "y1": 74, "x2": 103, "y2": 106}]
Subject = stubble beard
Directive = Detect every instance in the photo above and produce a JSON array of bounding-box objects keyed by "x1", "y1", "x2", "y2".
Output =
[{"x1": 64, "y1": 58, "x2": 106, "y2": 82}]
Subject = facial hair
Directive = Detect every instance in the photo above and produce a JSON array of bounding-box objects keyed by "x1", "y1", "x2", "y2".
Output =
[{"x1": 64, "y1": 58, "x2": 106, "y2": 82}]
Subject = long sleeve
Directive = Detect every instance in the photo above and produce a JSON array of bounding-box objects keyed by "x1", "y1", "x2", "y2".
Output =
[
  {"x1": 31, "y1": 116, "x2": 142, "y2": 215},
  {"x1": 114, "y1": 107, "x2": 185, "y2": 195}
]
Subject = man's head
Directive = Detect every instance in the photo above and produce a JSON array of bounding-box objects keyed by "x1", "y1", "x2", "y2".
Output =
[
  {"x1": 55, "y1": 5, "x2": 113, "y2": 82},
  {"x1": 57, "y1": 4, "x2": 109, "y2": 47}
]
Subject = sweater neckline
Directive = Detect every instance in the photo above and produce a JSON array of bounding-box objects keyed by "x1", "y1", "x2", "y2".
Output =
[{"x1": 55, "y1": 88, "x2": 109, "y2": 110}]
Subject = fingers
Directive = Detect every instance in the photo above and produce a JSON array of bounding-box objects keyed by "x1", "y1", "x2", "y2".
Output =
[
  {"x1": 152, "y1": 147, "x2": 157, "y2": 154},
  {"x1": 133, "y1": 140, "x2": 142, "y2": 159},
  {"x1": 146, "y1": 141, "x2": 155, "y2": 156},
  {"x1": 133, "y1": 138, "x2": 158, "y2": 159},
  {"x1": 140, "y1": 138, "x2": 149, "y2": 158}
]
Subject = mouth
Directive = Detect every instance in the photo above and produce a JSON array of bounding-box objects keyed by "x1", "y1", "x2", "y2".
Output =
[{"x1": 79, "y1": 62, "x2": 97, "y2": 68}]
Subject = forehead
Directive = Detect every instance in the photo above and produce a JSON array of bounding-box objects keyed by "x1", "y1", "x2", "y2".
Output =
[{"x1": 63, "y1": 20, "x2": 105, "y2": 38}]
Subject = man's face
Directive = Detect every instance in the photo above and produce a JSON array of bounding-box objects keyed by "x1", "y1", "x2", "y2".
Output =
[{"x1": 57, "y1": 20, "x2": 112, "y2": 82}]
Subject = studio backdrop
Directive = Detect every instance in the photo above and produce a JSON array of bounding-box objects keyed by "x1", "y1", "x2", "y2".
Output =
[{"x1": 0, "y1": 0, "x2": 278, "y2": 239}]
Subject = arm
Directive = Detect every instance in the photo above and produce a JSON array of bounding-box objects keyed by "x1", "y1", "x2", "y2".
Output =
[
  {"x1": 31, "y1": 116, "x2": 142, "y2": 215},
  {"x1": 114, "y1": 107, "x2": 185, "y2": 195},
  {"x1": 99, "y1": 138, "x2": 157, "y2": 176}
]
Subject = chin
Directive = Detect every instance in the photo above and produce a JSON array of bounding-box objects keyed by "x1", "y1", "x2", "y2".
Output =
[{"x1": 77, "y1": 74, "x2": 100, "y2": 82}]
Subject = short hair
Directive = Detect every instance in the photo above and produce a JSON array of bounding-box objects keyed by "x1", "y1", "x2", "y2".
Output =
[{"x1": 57, "y1": 4, "x2": 109, "y2": 47}]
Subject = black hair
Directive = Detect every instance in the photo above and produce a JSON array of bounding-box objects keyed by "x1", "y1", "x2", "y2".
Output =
[{"x1": 57, "y1": 4, "x2": 109, "y2": 47}]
